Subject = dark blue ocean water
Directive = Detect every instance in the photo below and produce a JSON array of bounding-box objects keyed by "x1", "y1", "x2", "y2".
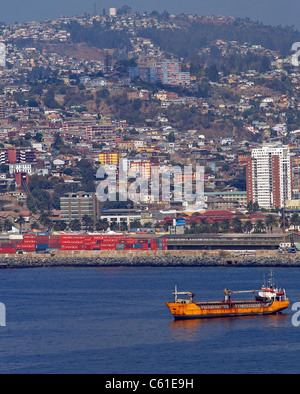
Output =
[{"x1": 0, "y1": 266, "x2": 299, "y2": 374}]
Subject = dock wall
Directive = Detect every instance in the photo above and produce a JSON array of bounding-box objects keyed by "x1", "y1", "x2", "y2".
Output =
[{"x1": 0, "y1": 249, "x2": 299, "y2": 268}]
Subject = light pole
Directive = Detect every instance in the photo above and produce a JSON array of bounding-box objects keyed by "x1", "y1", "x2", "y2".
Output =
[{"x1": 128, "y1": 203, "x2": 131, "y2": 233}]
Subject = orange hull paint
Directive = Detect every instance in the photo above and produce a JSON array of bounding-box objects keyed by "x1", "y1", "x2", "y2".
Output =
[{"x1": 166, "y1": 300, "x2": 290, "y2": 320}]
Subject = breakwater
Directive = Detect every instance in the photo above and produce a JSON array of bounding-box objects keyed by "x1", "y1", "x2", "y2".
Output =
[{"x1": 0, "y1": 252, "x2": 299, "y2": 268}]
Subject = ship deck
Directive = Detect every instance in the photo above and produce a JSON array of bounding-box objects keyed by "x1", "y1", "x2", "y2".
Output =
[{"x1": 195, "y1": 300, "x2": 272, "y2": 309}]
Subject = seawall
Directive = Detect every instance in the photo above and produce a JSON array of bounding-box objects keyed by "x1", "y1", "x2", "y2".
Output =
[{"x1": 0, "y1": 250, "x2": 299, "y2": 268}]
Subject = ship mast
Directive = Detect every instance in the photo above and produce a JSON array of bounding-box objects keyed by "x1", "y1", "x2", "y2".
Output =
[
  {"x1": 268, "y1": 269, "x2": 275, "y2": 288},
  {"x1": 283, "y1": 199, "x2": 286, "y2": 253},
  {"x1": 173, "y1": 285, "x2": 194, "y2": 303}
]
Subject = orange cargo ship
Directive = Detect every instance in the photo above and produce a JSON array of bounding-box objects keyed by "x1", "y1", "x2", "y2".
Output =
[{"x1": 166, "y1": 274, "x2": 289, "y2": 320}]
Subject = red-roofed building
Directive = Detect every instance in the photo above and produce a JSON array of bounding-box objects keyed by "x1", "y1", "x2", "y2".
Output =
[{"x1": 201, "y1": 210, "x2": 235, "y2": 221}]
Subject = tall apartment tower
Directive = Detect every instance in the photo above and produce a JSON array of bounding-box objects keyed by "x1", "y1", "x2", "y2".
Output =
[
  {"x1": 246, "y1": 145, "x2": 293, "y2": 209},
  {"x1": 0, "y1": 43, "x2": 6, "y2": 68}
]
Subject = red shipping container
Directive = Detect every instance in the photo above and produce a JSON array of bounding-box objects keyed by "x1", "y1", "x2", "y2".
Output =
[
  {"x1": 9, "y1": 239, "x2": 21, "y2": 244},
  {"x1": 60, "y1": 246, "x2": 80, "y2": 250},
  {"x1": 36, "y1": 241, "x2": 49, "y2": 245},
  {"x1": 61, "y1": 241, "x2": 84, "y2": 245},
  {"x1": 0, "y1": 248, "x2": 15, "y2": 253},
  {"x1": 61, "y1": 235, "x2": 86, "y2": 239},
  {"x1": 1, "y1": 243, "x2": 15, "y2": 248},
  {"x1": 24, "y1": 235, "x2": 36, "y2": 241}
]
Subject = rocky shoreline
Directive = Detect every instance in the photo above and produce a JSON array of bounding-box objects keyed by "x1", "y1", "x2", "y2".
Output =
[{"x1": 0, "y1": 254, "x2": 299, "y2": 268}]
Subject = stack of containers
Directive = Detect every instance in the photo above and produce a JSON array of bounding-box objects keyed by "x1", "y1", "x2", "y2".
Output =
[
  {"x1": 9, "y1": 235, "x2": 24, "y2": 251},
  {"x1": 162, "y1": 238, "x2": 168, "y2": 250},
  {"x1": 17, "y1": 234, "x2": 36, "y2": 252},
  {"x1": 82, "y1": 236, "x2": 94, "y2": 251},
  {"x1": 5, "y1": 234, "x2": 168, "y2": 253},
  {"x1": 150, "y1": 239, "x2": 157, "y2": 251},
  {"x1": 91, "y1": 235, "x2": 105, "y2": 250},
  {"x1": 148, "y1": 238, "x2": 168, "y2": 251},
  {"x1": 157, "y1": 238, "x2": 163, "y2": 251},
  {"x1": 36, "y1": 233, "x2": 50, "y2": 253},
  {"x1": 60, "y1": 235, "x2": 86, "y2": 250},
  {"x1": 116, "y1": 237, "x2": 134, "y2": 251},
  {"x1": 132, "y1": 239, "x2": 147, "y2": 249},
  {"x1": 0, "y1": 242, "x2": 16, "y2": 254},
  {"x1": 49, "y1": 235, "x2": 61, "y2": 251},
  {"x1": 99, "y1": 236, "x2": 118, "y2": 250}
]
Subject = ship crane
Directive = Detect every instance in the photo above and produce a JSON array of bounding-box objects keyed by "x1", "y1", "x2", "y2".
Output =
[
  {"x1": 223, "y1": 288, "x2": 258, "y2": 302},
  {"x1": 173, "y1": 285, "x2": 195, "y2": 303}
]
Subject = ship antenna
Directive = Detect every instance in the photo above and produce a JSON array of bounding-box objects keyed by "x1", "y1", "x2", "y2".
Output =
[{"x1": 269, "y1": 269, "x2": 274, "y2": 288}]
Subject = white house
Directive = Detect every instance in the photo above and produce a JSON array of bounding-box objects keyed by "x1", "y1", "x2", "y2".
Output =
[{"x1": 9, "y1": 163, "x2": 34, "y2": 175}]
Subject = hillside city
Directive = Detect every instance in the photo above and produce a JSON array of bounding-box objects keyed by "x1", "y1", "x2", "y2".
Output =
[{"x1": 1, "y1": 7, "x2": 300, "y2": 249}]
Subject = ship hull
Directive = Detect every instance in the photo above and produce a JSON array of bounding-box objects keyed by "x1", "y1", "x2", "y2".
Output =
[{"x1": 166, "y1": 300, "x2": 290, "y2": 320}]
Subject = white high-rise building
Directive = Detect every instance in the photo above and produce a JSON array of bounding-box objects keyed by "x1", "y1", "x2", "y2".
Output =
[
  {"x1": 0, "y1": 43, "x2": 6, "y2": 68},
  {"x1": 109, "y1": 8, "x2": 117, "y2": 16},
  {"x1": 246, "y1": 145, "x2": 293, "y2": 209}
]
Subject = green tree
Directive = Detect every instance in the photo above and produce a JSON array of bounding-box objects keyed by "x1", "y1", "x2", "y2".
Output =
[
  {"x1": 211, "y1": 221, "x2": 220, "y2": 233},
  {"x1": 3, "y1": 219, "x2": 12, "y2": 232},
  {"x1": 247, "y1": 201, "x2": 253, "y2": 211},
  {"x1": 265, "y1": 214, "x2": 277, "y2": 233},
  {"x1": 232, "y1": 217, "x2": 242, "y2": 233},
  {"x1": 167, "y1": 131, "x2": 175, "y2": 142},
  {"x1": 82, "y1": 215, "x2": 94, "y2": 232},
  {"x1": 43, "y1": 218, "x2": 54, "y2": 232},
  {"x1": 15, "y1": 215, "x2": 25, "y2": 233},
  {"x1": 254, "y1": 219, "x2": 266, "y2": 233},
  {"x1": 53, "y1": 221, "x2": 67, "y2": 231},
  {"x1": 132, "y1": 220, "x2": 142, "y2": 229},
  {"x1": 120, "y1": 222, "x2": 128, "y2": 232},
  {"x1": 3, "y1": 219, "x2": 13, "y2": 231},
  {"x1": 220, "y1": 219, "x2": 230, "y2": 233},
  {"x1": 70, "y1": 219, "x2": 81, "y2": 232},
  {"x1": 110, "y1": 222, "x2": 120, "y2": 231},
  {"x1": 253, "y1": 202, "x2": 260, "y2": 212},
  {"x1": 206, "y1": 64, "x2": 219, "y2": 82},
  {"x1": 44, "y1": 89, "x2": 60, "y2": 109},
  {"x1": 30, "y1": 221, "x2": 40, "y2": 230},
  {"x1": 290, "y1": 213, "x2": 300, "y2": 231},
  {"x1": 242, "y1": 220, "x2": 253, "y2": 234},
  {"x1": 95, "y1": 219, "x2": 109, "y2": 231}
]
